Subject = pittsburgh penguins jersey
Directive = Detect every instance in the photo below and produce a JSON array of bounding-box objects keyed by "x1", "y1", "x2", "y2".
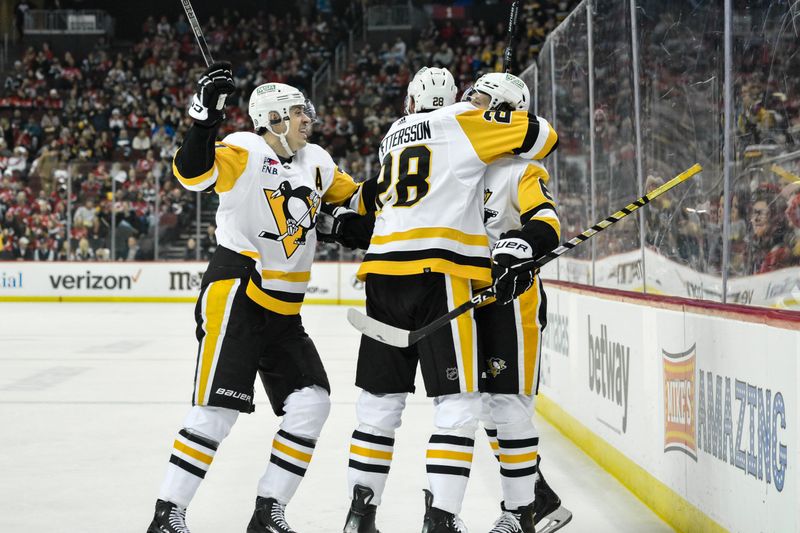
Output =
[
  {"x1": 357, "y1": 101, "x2": 558, "y2": 282},
  {"x1": 483, "y1": 157, "x2": 561, "y2": 249},
  {"x1": 173, "y1": 131, "x2": 359, "y2": 315}
]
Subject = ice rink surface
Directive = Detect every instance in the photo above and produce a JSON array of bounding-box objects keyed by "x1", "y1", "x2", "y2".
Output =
[{"x1": 0, "y1": 303, "x2": 673, "y2": 533}]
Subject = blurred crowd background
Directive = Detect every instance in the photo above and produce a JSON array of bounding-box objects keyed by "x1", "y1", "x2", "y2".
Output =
[{"x1": 1, "y1": 0, "x2": 798, "y2": 306}]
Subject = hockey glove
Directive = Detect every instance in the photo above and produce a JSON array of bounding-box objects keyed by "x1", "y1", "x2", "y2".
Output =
[
  {"x1": 491, "y1": 230, "x2": 537, "y2": 305},
  {"x1": 188, "y1": 61, "x2": 236, "y2": 127},
  {"x1": 316, "y1": 203, "x2": 375, "y2": 250}
]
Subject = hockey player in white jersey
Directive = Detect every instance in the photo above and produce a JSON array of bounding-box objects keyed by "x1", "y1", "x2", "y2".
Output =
[
  {"x1": 464, "y1": 72, "x2": 573, "y2": 533},
  {"x1": 146, "y1": 62, "x2": 366, "y2": 533},
  {"x1": 342, "y1": 67, "x2": 558, "y2": 533}
]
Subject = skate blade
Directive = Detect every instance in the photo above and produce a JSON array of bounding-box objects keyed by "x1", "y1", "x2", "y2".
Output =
[{"x1": 536, "y1": 506, "x2": 573, "y2": 533}]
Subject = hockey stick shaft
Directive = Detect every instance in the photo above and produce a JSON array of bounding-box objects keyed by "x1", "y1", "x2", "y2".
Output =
[
  {"x1": 503, "y1": 0, "x2": 520, "y2": 73},
  {"x1": 349, "y1": 163, "x2": 702, "y2": 347},
  {"x1": 180, "y1": 0, "x2": 214, "y2": 67}
]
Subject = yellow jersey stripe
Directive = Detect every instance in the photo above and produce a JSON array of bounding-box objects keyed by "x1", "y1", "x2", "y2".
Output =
[
  {"x1": 519, "y1": 281, "x2": 541, "y2": 395},
  {"x1": 323, "y1": 167, "x2": 360, "y2": 204},
  {"x1": 357, "y1": 259, "x2": 491, "y2": 283},
  {"x1": 174, "y1": 440, "x2": 214, "y2": 465},
  {"x1": 534, "y1": 123, "x2": 559, "y2": 159},
  {"x1": 240, "y1": 250, "x2": 260, "y2": 259},
  {"x1": 455, "y1": 108, "x2": 530, "y2": 165},
  {"x1": 451, "y1": 276, "x2": 475, "y2": 393},
  {"x1": 370, "y1": 227, "x2": 489, "y2": 247},
  {"x1": 261, "y1": 270, "x2": 311, "y2": 282},
  {"x1": 426, "y1": 449, "x2": 474, "y2": 462},
  {"x1": 490, "y1": 441, "x2": 499, "y2": 451},
  {"x1": 213, "y1": 144, "x2": 250, "y2": 193},
  {"x1": 517, "y1": 165, "x2": 553, "y2": 215},
  {"x1": 273, "y1": 439, "x2": 313, "y2": 463},
  {"x1": 500, "y1": 451, "x2": 538, "y2": 464},
  {"x1": 198, "y1": 279, "x2": 236, "y2": 404},
  {"x1": 350, "y1": 445, "x2": 393, "y2": 461},
  {"x1": 245, "y1": 278, "x2": 302, "y2": 315}
]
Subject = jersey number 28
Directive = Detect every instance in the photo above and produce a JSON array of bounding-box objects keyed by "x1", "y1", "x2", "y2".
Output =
[{"x1": 376, "y1": 145, "x2": 432, "y2": 209}]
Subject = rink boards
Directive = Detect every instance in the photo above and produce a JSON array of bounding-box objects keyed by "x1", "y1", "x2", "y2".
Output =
[{"x1": 538, "y1": 281, "x2": 799, "y2": 532}]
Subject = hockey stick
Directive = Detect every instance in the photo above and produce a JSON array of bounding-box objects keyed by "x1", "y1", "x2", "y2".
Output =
[
  {"x1": 180, "y1": 0, "x2": 214, "y2": 67},
  {"x1": 503, "y1": 0, "x2": 521, "y2": 73},
  {"x1": 347, "y1": 163, "x2": 703, "y2": 347}
]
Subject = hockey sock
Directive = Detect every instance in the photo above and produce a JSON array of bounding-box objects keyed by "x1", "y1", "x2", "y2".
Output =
[
  {"x1": 347, "y1": 426, "x2": 395, "y2": 506},
  {"x1": 426, "y1": 431, "x2": 475, "y2": 515},
  {"x1": 158, "y1": 429, "x2": 219, "y2": 508},
  {"x1": 484, "y1": 425, "x2": 501, "y2": 461},
  {"x1": 257, "y1": 430, "x2": 317, "y2": 504},
  {"x1": 497, "y1": 423, "x2": 539, "y2": 510}
]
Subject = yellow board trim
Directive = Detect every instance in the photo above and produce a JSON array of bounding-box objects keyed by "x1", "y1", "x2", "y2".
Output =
[
  {"x1": 273, "y1": 439, "x2": 313, "y2": 463},
  {"x1": 350, "y1": 444, "x2": 393, "y2": 461},
  {"x1": 370, "y1": 227, "x2": 489, "y2": 247},
  {"x1": 173, "y1": 440, "x2": 214, "y2": 465},
  {"x1": 426, "y1": 449, "x2": 473, "y2": 462},
  {"x1": 536, "y1": 394, "x2": 727, "y2": 533},
  {"x1": 357, "y1": 259, "x2": 490, "y2": 283},
  {"x1": 261, "y1": 270, "x2": 311, "y2": 282}
]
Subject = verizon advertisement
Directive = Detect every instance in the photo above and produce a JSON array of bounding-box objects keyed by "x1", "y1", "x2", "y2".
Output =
[
  {"x1": 0, "y1": 262, "x2": 365, "y2": 303},
  {"x1": 539, "y1": 284, "x2": 799, "y2": 532}
]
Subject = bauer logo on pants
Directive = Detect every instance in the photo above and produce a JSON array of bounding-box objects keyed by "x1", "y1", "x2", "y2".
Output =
[{"x1": 662, "y1": 344, "x2": 697, "y2": 460}]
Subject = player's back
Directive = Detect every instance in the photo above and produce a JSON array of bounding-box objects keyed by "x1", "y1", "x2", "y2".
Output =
[{"x1": 359, "y1": 102, "x2": 494, "y2": 283}]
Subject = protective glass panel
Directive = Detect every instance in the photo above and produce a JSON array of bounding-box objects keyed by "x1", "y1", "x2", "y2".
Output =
[
  {"x1": 551, "y1": 7, "x2": 592, "y2": 284},
  {"x1": 730, "y1": 1, "x2": 800, "y2": 309},
  {"x1": 591, "y1": 0, "x2": 643, "y2": 290},
  {"x1": 636, "y1": 0, "x2": 725, "y2": 301}
]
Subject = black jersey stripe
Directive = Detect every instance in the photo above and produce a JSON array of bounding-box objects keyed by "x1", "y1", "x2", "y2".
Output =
[
  {"x1": 500, "y1": 465, "x2": 538, "y2": 478},
  {"x1": 169, "y1": 455, "x2": 207, "y2": 478},
  {"x1": 178, "y1": 429, "x2": 219, "y2": 451},
  {"x1": 348, "y1": 459, "x2": 391, "y2": 474},
  {"x1": 426, "y1": 464, "x2": 471, "y2": 477},
  {"x1": 363, "y1": 249, "x2": 490, "y2": 269},
  {"x1": 352, "y1": 430, "x2": 395, "y2": 447},
  {"x1": 497, "y1": 437, "x2": 540, "y2": 449},
  {"x1": 277, "y1": 430, "x2": 316, "y2": 449},
  {"x1": 429, "y1": 435, "x2": 475, "y2": 447},
  {"x1": 270, "y1": 454, "x2": 307, "y2": 477},
  {"x1": 513, "y1": 114, "x2": 541, "y2": 155},
  {"x1": 484, "y1": 428, "x2": 498, "y2": 438}
]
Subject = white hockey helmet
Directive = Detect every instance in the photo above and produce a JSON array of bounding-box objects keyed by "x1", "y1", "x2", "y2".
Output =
[
  {"x1": 405, "y1": 67, "x2": 457, "y2": 114},
  {"x1": 249, "y1": 82, "x2": 315, "y2": 156},
  {"x1": 466, "y1": 72, "x2": 530, "y2": 111}
]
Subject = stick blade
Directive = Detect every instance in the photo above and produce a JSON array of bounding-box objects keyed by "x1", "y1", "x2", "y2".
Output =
[{"x1": 346, "y1": 308, "x2": 411, "y2": 348}]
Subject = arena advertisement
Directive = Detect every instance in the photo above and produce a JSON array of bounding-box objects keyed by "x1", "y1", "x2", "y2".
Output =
[
  {"x1": 539, "y1": 284, "x2": 799, "y2": 532},
  {"x1": 0, "y1": 262, "x2": 362, "y2": 304}
]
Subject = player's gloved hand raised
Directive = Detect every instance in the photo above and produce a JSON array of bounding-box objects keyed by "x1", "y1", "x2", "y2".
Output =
[
  {"x1": 316, "y1": 203, "x2": 374, "y2": 250},
  {"x1": 491, "y1": 230, "x2": 537, "y2": 305},
  {"x1": 188, "y1": 61, "x2": 235, "y2": 127}
]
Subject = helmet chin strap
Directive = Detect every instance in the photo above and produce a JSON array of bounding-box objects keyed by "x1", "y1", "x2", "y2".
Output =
[{"x1": 266, "y1": 119, "x2": 295, "y2": 157}]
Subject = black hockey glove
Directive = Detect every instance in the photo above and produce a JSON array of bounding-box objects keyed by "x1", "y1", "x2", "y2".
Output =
[
  {"x1": 188, "y1": 61, "x2": 235, "y2": 127},
  {"x1": 316, "y1": 203, "x2": 375, "y2": 250},
  {"x1": 491, "y1": 229, "x2": 537, "y2": 305}
]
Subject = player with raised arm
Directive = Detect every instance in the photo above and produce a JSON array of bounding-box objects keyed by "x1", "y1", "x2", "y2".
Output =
[
  {"x1": 340, "y1": 67, "x2": 557, "y2": 533},
  {"x1": 463, "y1": 72, "x2": 573, "y2": 533},
  {"x1": 146, "y1": 62, "x2": 367, "y2": 533}
]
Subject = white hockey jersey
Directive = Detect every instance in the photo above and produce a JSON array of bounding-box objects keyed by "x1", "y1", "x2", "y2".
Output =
[
  {"x1": 173, "y1": 131, "x2": 359, "y2": 315},
  {"x1": 357, "y1": 101, "x2": 558, "y2": 283},
  {"x1": 483, "y1": 158, "x2": 561, "y2": 246}
]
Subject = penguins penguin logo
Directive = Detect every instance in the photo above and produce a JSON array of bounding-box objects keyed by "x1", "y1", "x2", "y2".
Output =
[{"x1": 259, "y1": 180, "x2": 320, "y2": 258}]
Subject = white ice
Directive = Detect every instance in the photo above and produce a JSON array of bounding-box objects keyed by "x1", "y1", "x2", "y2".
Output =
[{"x1": 0, "y1": 303, "x2": 673, "y2": 532}]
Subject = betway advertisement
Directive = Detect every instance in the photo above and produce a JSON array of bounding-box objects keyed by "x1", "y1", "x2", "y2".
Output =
[
  {"x1": 539, "y1": 284, "x2": 799, "y2": 532},
  {"x1": 0, "y1": 262, "x2": 365, "y2": 303}
]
